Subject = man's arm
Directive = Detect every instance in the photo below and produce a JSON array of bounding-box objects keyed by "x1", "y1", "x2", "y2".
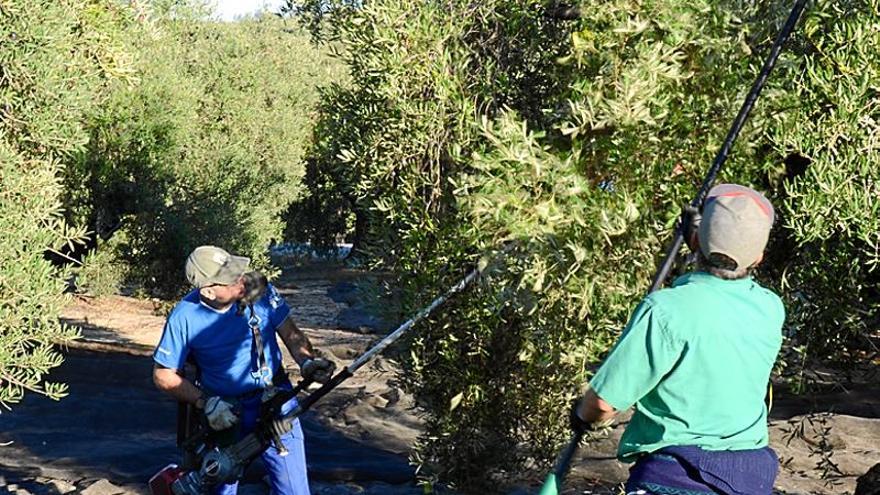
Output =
[
  {"x1": 275, "y1": 315, "x2": 316, "y2": 365},
  {"x1": 576, "y1": 386, "x2": 617, "y2": 424},
  {"x1": 153, "y1": 363, "x2": 205, "y2": 408},
  {"x1": 583, "y1": 300, "x2": 683, "y2": 416}
]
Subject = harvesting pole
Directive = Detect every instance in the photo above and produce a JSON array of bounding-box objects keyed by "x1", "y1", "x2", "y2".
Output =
[
  {"x1": 649, "y1": 0, "x2": 809, "y2": 292},
  {"x1": 161, "y1": 245, "x2": 511, "y2": 495},
  {"x1": 539, "y1": 1, "x2": 808, "y2": 493}
]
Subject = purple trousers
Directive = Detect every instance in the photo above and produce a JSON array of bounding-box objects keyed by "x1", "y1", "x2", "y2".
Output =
[{"x1": 625, "y1": 445, "x2": 779, "y2": 495}]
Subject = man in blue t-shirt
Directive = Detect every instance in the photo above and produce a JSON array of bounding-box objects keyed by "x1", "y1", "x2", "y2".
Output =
[
  {"x1": 571, "y1": 184, "x2": 785, "y2": 495},
  {"x1": 153, "y1": 246, "x2": 336, "y2": 495}
]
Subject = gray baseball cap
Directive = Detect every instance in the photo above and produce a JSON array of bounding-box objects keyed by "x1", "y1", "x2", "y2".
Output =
[
  {"x1": 185, "y1": 246, "x2": 250, "y2": 288},
  {"x1": 698, "y1": 184, "x2": 775, "y2": 270}
]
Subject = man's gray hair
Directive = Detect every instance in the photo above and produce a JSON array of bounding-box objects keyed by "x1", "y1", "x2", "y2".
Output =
[{"x1": 696, "y1": 251, "x2": 754, "y2": 280}]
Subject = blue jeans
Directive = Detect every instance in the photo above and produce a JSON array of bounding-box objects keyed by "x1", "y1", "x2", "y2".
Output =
[{"x1": 212, "y1": 389, "x2": 310, "y2": 495}]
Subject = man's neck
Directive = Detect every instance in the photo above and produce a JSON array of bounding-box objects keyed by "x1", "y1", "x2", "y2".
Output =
[{"x1": 199, "y1": 294, "x2": 234, "y2": 312}]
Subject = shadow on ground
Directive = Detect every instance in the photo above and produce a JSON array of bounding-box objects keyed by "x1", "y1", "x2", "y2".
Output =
[{"x1": 0, "y1": 350, "x2": 414, "y2": 492}]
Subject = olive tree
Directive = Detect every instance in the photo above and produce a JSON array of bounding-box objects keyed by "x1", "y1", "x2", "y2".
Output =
[{"x1": 0, "y1": 0, "x2": 134, "y2": 410}]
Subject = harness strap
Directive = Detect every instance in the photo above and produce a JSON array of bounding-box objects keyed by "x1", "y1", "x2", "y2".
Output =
[{"x1": 246, "y1": 304, "x2": 273, "y2": 387}]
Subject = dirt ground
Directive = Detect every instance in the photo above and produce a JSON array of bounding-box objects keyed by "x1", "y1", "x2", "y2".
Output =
[{"x1": 5, "y1": 260, "x2": 879, "y2": 494}]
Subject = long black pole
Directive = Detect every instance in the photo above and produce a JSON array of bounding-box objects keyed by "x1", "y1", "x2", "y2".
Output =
[
  {"x1": 649, "y1": 0, "x2": 808, "y2": 292},
  {"x1": 282, "y1": 264, "x2": 483, "y2": 421},
  {"x1": 255, "y1": 262, "x2": 483, "y2": 427},
  {"x1": 544, "y1": 1, "x2": 808, "y2": 492},
  {"x1": 190, "y1": 258, "x2": 491, "y2": 491}
]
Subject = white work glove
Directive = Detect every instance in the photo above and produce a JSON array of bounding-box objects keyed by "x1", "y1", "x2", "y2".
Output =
[{"x1": 203, "y1": 396, "x2": 239, "y2": 431}]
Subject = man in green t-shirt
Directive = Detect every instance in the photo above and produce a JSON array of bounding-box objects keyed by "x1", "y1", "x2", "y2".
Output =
[{"x1": 571, "y1": 184, "x2": 784, "y2": 495}]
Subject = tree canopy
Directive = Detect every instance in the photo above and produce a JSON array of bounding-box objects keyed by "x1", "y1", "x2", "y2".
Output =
[
  {"x1": 1, "y1": 1, "x2": 341, "y2": 407},
  {"x1": 291, "y1": 0, "x2": 879, "y2": 490},
  {"x1": 0, "y1": 0, "x2": 135, "y2": 410}
]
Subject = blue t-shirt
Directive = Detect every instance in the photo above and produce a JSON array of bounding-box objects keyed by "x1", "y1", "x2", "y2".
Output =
[{"x1": 153, "y1": 283, "x2": 292, "y2": 397}]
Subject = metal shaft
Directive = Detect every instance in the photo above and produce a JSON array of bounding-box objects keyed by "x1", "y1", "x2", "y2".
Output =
[
  {"x1": 281, "y1": 264, "x2": 482, "y2": 421},
  {"x1": 649, "y1": 0, "x2": 808, "y2": 293},
  {"x1": 551, "y1": 1, "x2": 809, "y2": 491},
  {"x1": 188, "y1": 257, "x2": 493, "y2": 491}
]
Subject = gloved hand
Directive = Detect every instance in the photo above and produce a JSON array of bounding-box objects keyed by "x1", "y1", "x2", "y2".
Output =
[
  {"x1": 569, "y1": 398, "x2": 592, "y2": 435},
  {"x1": 236, "y1": 271, "x2": 268, "y2": 315},
  {"x1": 682, "y1": 204, "x2": 702, "y2": 253},
  {"x1": 203, "y1": 396, "x2": 239, "y2": 431},
  {"x1": 301, "y1": 357, "x2": 336, "y2": 383}
]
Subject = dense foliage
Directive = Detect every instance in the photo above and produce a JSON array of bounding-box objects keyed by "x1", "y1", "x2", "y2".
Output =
[
  {"x1": 0, "y1": 1, "x2": 134, "y2": 410},
  {"x1": 1, "y1": 1, "x2": 341, "y2": 408},
  {"x1": 286, "y1": 0, "x2": 571, "y2": 260},
  {"x1": 766, "y1": 1, "x2": 880, "y2": 380},
  {"x1": 67, "y1": 11, "x2": 343, "y2": 295},
  {"x1": 295, "y1": 0, "x2": 879, "y2": 491}
]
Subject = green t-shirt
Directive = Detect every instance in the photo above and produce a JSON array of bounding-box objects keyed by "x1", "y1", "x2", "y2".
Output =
[{"x1": 590, "y1": 271, "x2": 784, "y2": 462}]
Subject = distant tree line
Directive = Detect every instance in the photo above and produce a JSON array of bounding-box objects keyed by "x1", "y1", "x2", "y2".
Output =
[{"x1": 0, "y1": 0, "x2": 341, "y2": 410}]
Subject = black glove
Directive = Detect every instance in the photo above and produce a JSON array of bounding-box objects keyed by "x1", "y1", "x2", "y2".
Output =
[
  {"x1": 682, "y1": 204, "x2": 702, "y2": 253},
  {"x1": 301, "y1": 357, "x2": 336, "y2": 383},
  {"x1": 569, "y1": 399, "x2": 592, "y2": 435},
  {"x1": 237, "y1": 271, "x2": 268, "y2": 315}
]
